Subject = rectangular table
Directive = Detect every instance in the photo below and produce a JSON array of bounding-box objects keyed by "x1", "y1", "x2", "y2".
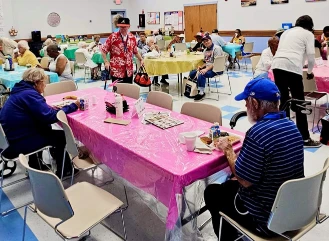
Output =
[
  {"x1": 46, "y1": 88, "x2": 244, "y2": 235},
  {"x1": 0, "y1": 66, "x2": 59, "y2": 89}
]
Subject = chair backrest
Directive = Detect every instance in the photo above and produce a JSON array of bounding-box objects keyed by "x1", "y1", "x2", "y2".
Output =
[
  {"x1": 181, "y1": 102, "x2": 222, "y2": 125},
  {"x1": 43, "y1": 80, "x2": 77, "y2": 97},
  {"x1": 212, "y1": 56, "x2": 226, "y2": 73},
  {"x1": 190, "y1": 42, "x2": 197, "y2": 49},
  {"x1": 243, "y1": 42, "x2": 254, "y2": 53},
  {"x1": 302, "y1": 71, "x2": 317, "y2": 92},
  {"x1": 146, "y1": 91, "x2": 173, "y2": 110},
  {"x1": 175, "y1": 43, "x2": 187, "y2": 52},
  {"x1": 56, "y1": 110, "x2": 79, "y2": 158},
  {"x1": 40, "y1": 57, "x2": 49, "y2": 69},
  {"x1": 165, "y1": 40, "x2": 172, "y2": 49},
  {"x1": 157, "y1": 40, "x2": 165, "y2": 50},
  {"x1": 315, "y1": 47, "x2": 321, "y2": 59},
  {"x1": 268, "y1": 158, "x2": 329, "y2": 234},
  {"x1": 19, "y1": 154, "x2": 74, "y2": 221},
  {"x1": 0, "y1": 124, "x2": 9, "y2": 152},
  {"x1": 74, "y1": 51, "x2": 87, "y2": 65},
  {"x1": 250, "y1": 55, "x2": 261, "y2": 74},
  {"x1": 116, "y1": 83, "x2": 140, "y2": 99}
]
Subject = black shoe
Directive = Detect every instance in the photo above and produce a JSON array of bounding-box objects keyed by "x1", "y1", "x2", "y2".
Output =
[
  {"x1": 160, "y1": 79, "x2": 169, "y2": 85},
  {"x1": 304, "y1": 139, "x2": 322, "y2": 148},
  {"x1": 194, "y1": 93, "x2": 205, "y2": 102},
  {"x1": 153, "y1": 82, "x2": 160, "y2": 86}
]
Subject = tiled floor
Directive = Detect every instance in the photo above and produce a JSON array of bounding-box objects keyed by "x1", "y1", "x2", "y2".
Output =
[{"x1": 1, "y1": 65, "x2": 329, "y2": 241}]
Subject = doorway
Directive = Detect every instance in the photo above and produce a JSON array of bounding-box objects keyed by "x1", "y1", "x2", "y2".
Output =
[
  {"x1": 111, "y1": 10, "x2": 126, "y2": 32},
  {"x1": 184, "y1": 4, "x2": 217, "y2": 42}
]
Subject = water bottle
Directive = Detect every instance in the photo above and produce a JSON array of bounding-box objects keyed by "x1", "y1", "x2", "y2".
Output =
[
  {"x1": 5, "y1": 58, "x2": 10, "y2": 70},
  {"x1": 115, "y1": 94, "x2": 123, "y2": 118}
]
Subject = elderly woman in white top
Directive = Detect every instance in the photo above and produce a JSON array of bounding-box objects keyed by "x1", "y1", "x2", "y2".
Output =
[
  {"x1": 76, "y1": 41, "x2": 99, "y2": 80},
  {"x1": 0, "y1": 37, "x2": 18, "y2": 61},
  {"x1": 41, "y1": 38, "x2": 53, "y2": 57},
  {"x1": 88, "y1": 35, "x2": 101, "y2": 51},
  {"x1": 142, "y1": 37, "x2": 169, "y2": 86},
  {"x1": 39, "y1": 44, "x2": 72, "y2": 81}
]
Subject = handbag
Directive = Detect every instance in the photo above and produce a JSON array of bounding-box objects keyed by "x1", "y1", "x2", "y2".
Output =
[
  {"x1": 0, "y1": 84, "x2": 10, "y2": 109},
  {"x1": 183, "y1": 76, "x2": 198, "y2": 98},
  {"x1": 134, "y1": 66, "x2": 151, "y2": 87}
]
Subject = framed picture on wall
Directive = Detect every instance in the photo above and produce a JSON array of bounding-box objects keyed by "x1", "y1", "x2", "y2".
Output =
[
  {"x1": 305, "y1": 0, "x2": 326, "y2": 2},
  {"x1": 241, "y1": 0, "x2": 257, "y2": 7},
  {"x1": 271, "y1": 0, "x2": 288, "y2": 4},
  {"x1": 147, "y1": 12, "x2": 160, "y2": 24}
]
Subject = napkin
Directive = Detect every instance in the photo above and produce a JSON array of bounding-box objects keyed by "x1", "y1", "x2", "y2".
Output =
[
  {"x1": 194, "y1": 138, "x2": 213, "y2": 154},
  {"x1": 179, "y1": 131, "x2": 204, "y2": 144}
]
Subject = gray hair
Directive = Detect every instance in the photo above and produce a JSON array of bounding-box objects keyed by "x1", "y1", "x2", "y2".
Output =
[
  {"x1": 113, "y1": 14, "x2": 123, "y2": 28},
  {"x1": 17, "y1": 40, "x2": 30, "y2": 50},
  {"x1": 146, "y1": 36, "x2": 154, "y2": 44},
  {"x1": 78, "y1": 41, "x2": 87, "y2": 48},
  {"x1": 260, "y1": 99, "x2": 280, "y2": 110},
  {"x1": 22, "y1": 68, "x2": 47, "y2": 83}
]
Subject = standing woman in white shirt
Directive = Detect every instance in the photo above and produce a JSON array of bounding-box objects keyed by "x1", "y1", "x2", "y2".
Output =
[
  {"x1": 271, "y1": 15, "x2": 320, "y2": 147},
  {"x1": 76, "y1": 41, "x2": 99, "y2": 80}
]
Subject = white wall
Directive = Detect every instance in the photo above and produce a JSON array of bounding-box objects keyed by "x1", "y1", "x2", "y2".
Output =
[
  {"x1": 128, "y1": 0, "x2": 329, "y2": 31},
  {"x1": 5, "y1": 0, "x2": 130, "y2": 39}
]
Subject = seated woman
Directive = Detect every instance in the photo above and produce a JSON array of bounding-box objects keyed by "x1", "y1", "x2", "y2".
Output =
[
  {"x1": 142, "y1": 37, "x2": 169, "y2": 86},
  {"x1": 41, "y1": 38, "x2": 53, "y2": 57},
  {"x1": 319, "y1": 26, "x2": 329, "y2": 60},
  {"x1": 41, "y1": 44, "x2": 73, "y2": 81},
  {"x1": 0, "y1": 37, "x2": 18, "y2": 62},
  {"x1": 76, "y1": 41, "x2": 99, "y2": 80},
  {"x1": 14, "y1": 40, "x2": 39, "y2": 67},
  {"x1": 191, "y1": 32, "x2": 205, "y2": 52},
  {"x1": 0, "y1": 68, "x2": 79, "y2": 178},
  {"x1": 88, "y1": 35, "x2": 101, "y2": 51},
  {"x1": 231, "y1": 29, "x2": 245, "y2": 45},
  {"x1": 254, "y1": 37, "x2": 279, "y2": 78}
]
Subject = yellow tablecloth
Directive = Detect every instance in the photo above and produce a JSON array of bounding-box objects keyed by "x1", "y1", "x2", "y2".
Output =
[{"x1": 144, "y1": 54, "x2": 204, "y2": 76}]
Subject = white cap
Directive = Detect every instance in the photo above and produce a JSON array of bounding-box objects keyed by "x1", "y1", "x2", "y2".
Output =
[{"x1": 178, "y1": 34, "x2": 185, "y2": 38}]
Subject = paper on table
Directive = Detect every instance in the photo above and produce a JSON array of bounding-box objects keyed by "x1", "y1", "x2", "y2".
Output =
[
  {"x1": 104, "y1": 118, "x2": 131, "y2": 126},
  {"x1": 194, "y1": 138, "x2": 213, "y2": 155}
]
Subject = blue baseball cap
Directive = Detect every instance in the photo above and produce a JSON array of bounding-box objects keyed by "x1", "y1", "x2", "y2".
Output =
[{"x1": 235, "y1": 77, "x2": 281, "y2": 102}]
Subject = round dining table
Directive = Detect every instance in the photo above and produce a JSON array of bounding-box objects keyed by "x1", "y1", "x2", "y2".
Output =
[
  {"x1": 222, "y1": 44, "x2": 242, "y2": 58},
  {"x1": 144, "y1": 53, "x2": 204, "y2": 96}
]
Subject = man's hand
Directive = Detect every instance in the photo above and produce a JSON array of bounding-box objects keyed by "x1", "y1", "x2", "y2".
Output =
[
  {"x1": 105, "y1": 61, "x2": 110, "y2": 71},
  {"x1": 215, "y1": 137, "x2": 233, "y2": 152},
  {"x1": 140, "y1": 59, "x2": 144, "y2": 67},
  {"x1": 307, "y1": 72, "x2": 314, "y2": 80}
]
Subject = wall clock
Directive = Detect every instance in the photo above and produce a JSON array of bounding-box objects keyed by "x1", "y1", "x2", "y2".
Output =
[{"x1": 47, "y1": 12, "x2": 61, "y2": 27}]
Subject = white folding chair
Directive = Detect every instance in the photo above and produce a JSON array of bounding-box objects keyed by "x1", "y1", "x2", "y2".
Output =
[
  {"x1": 250, "y1": 55, "x2": 261, "y2": 75},
  {"x1": 43, "y1": 80, "x2": 77, "y2": 97},
  {"x1": 39, "y1": 57, "x2": 50, "y2": 69},
  {"x1": 242, "y1": 42, "x2": 254, "y2": 70},
  {"x1": 74, "y1": 51, "x2": 90, "y2": 82},
  {"x1": 302, "y1": 71, "x2": 328, "y2": 132},
  {"x1": 20, "y1": 154, "x2": 128, "y2": 241},
  {"x1": 175, "y1": 43, "x2": 187, "y2": 52},
  {"x1": 181, "y1": 102, "x2": 222, "y2": 125},
  {"x1": 146, "y1": 91, "x2": 173, "y2": 110},
  {"x1": 116, "y1": 83, "x2": 141, "y2": 99},
  {"x1": 0, "y1": 124, "x2": 52, "y2": 216},
  {"x1": 207, "y1": 55, "x2": 232, "y2": 101},
  {"x1": 157, "y1": 40, "x2": 165, "y2": 51},
  {"x1": 219, "y1": 158, "x2": 329, "y2": 241},
  {"x1": 165, "y1": 40, "x2": 172, "y2": 50}
]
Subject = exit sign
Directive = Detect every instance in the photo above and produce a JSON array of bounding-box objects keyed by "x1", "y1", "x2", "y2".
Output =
[{"x1": 114, "y1": 0, "x2": 122, "y2": 4}]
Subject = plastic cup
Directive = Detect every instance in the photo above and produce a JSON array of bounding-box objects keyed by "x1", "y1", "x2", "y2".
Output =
[{"x1": 185, "y1": 134, "x2": 197, "y2": 152}]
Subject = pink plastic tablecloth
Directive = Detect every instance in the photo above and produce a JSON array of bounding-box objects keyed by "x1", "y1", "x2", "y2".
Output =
[
  {"x1": 46, "y1": 88, "x2": 244, "y2": 230},
  {"x1": 312, "y1": 66, "x2": 329, "y2": 93}
]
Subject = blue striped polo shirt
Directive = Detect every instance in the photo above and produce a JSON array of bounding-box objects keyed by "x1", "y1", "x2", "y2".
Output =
[{"x1": 235, "y1": 112, "x2": 304, "y2": 235}]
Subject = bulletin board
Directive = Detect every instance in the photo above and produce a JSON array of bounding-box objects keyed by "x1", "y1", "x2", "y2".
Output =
[
  {"x1": 147, "y1": 12, "x2": 160, "y2": 24},
  {"x1": 164, "y1": 11, "x2": 183, "y2": 31}
]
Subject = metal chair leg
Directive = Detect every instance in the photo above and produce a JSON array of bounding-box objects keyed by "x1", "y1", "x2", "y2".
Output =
[
  {"x1": 22, "y1": 205, "x2": 28, "y2": 241},
  {"x1": 120, "y1": 209, "x2": 128, "y2": 240}
]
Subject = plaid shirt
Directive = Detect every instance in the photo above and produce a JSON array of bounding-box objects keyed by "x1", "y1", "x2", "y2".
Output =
[
  {"x1": 101, "y1": 32, "x2": 138, "y2": 78},
  {"x1": 137, "y1": 40, "x2": 146, "y2": 50}
]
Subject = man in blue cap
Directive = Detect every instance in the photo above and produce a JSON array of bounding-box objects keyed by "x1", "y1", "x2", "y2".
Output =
[{"x1": 204, "y1": 78, "x2": 304, "y2": 240}]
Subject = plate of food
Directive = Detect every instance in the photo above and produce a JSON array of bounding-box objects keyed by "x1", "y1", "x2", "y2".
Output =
[
  {"x1": 51, "y1": 95, "x2": 78, "y2": 108},
  {"x1": 200, "y1": 132, "x2": 241, "y2": 149}
]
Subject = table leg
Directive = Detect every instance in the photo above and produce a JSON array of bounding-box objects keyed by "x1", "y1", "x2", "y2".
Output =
[
  {"x1": 177, "y1": 74, "x2": 180, "y2": 96},
  {"x1": 180, "y1": 73, "x2": 183, "y2": 96}
]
